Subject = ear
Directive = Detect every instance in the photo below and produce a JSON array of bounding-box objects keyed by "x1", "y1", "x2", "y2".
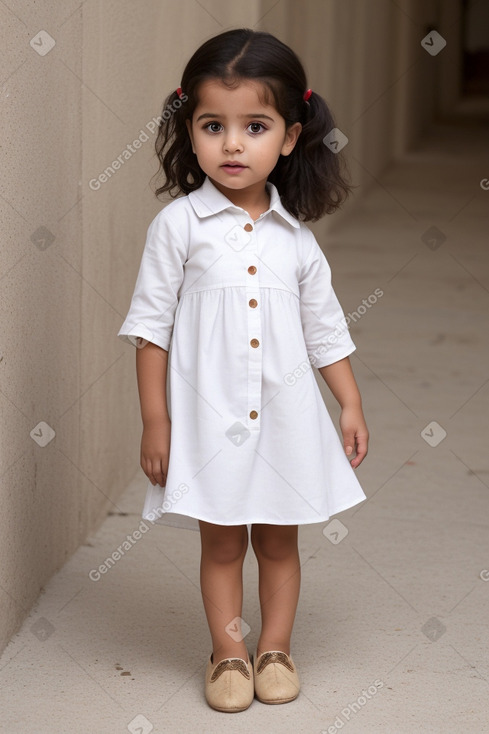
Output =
[
  {"x1": 281, "y1": 122, "x2": 302, "y2": 157},
  {"x1": 186, "y1": 118, "x2": 196, "y2": 154}
]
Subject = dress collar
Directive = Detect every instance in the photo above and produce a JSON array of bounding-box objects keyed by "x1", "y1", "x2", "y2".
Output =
[{"x1": 188, "y1": 176, "x2": 300, "y2": 229}]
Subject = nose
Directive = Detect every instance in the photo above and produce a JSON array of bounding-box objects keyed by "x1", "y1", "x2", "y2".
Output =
[{"x1": 223, "y1": 128, "x2": 243, "y2": 154}]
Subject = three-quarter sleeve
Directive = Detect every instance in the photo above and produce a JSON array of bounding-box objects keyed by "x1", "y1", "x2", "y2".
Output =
[
  {"x1": 117, "y1": 209, "x2": 188, "y2": 351},
  {"x1": 298, "y1": 228, "x2": 355, "y2": 369}
]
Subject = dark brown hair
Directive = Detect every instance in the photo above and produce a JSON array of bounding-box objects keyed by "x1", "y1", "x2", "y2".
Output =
[{"x1": 153, "y1": 29, "x2": 352, "y2": 222}]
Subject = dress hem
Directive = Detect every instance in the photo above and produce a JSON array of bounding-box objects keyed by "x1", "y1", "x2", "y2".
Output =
[{"x1": 142, "y1": 493, "x2": 367, "y2": 531}]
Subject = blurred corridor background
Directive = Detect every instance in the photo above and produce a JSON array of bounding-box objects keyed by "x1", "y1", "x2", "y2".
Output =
[{"x1": 1, "y1": 1, "x2": 488, "y2": 731}]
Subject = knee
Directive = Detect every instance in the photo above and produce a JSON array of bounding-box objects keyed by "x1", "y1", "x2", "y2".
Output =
[
  {"x1": 201, "y1": 526, "x2": 248, "y2": 564},
  {"x1": 251, "y1": 527, "x2": 298, "y2": 562}
]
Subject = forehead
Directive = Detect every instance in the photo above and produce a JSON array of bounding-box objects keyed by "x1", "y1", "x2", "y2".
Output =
[{"x1": 194, "y1": 79, "x2": 274, "y2": 111}]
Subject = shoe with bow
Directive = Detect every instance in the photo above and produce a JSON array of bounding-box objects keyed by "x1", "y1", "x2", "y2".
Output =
[
  {"x1": 204, "y1": 652, "x2": 254, "y2": 712},
  {"x1": 253, "y1": 650, "x2": 300, "y2": 704}
]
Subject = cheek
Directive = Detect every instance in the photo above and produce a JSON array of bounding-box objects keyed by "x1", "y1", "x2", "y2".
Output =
[{"x1": 194, "y1": 132, "x2": 214, "y2": 153}]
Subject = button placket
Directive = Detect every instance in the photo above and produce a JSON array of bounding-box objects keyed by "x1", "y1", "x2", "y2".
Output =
[{"x1": 244, "y1": 221, "x2": 261, "y2": 426}]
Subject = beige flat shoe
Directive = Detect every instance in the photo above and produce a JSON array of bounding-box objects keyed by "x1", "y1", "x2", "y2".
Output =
[
  {"x1": 204, "y1": 653, "x2": 254, "y2": 712},
  {"x1": 253, "y1": 650, "x2": 300, "y2": 704}
]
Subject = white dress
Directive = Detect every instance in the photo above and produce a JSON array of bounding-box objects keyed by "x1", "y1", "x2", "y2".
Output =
[{"x1": 118, "y1": 176, "x2": 366, "y2": 531}]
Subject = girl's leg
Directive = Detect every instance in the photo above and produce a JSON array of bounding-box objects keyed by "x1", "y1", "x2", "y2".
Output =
[
  {"x1": 199, "y1": 520, "x2": 250, "y2": 665},
  {"x1": 250, "y1": 524, "x2": 301, "y2": 657}
]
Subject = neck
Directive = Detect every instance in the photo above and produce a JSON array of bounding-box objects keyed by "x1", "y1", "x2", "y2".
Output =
[{"x1": 209, "y1": 178, "x2": 270, "y2": 221}]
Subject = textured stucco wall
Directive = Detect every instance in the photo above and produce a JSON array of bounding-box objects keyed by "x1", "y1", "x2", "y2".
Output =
[
  {"x1": 0, "y1": 0, "x2": 460, "y2": 654},
  {"x1": 1, "y1": 3, "x2": 85, "y2": 652}
]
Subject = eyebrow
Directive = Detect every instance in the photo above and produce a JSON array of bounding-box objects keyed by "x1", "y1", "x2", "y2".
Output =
[{"x1": 196, "y1": 113, "x2": 275, "y2": 122}]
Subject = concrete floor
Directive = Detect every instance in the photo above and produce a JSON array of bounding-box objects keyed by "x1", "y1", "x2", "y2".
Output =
[{"x1": 1, "y1": 111, "x2": 488, "y2": 733}]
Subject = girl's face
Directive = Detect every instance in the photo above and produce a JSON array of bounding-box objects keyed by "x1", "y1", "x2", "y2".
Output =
[{"x1": 186, "y1": 79, "x2": 301, "y2": 202}]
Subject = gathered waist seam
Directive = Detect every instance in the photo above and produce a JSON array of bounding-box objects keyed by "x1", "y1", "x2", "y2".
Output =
[{"x1": 180, "y1": 284, "x2": 300, "y2": 299}]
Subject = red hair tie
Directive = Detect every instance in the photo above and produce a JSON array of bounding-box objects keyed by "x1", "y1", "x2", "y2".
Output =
[
  {"x1": 176, "y1": 87, "x2": 184, "y2": 99},
  {"x1": 303, "y1": 88, "x2": 312, "y2": 102}
]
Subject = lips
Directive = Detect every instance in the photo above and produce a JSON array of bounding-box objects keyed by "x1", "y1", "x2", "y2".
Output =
[{"x1": 221, "y1": 162, "x2": 247, "y2": 174}]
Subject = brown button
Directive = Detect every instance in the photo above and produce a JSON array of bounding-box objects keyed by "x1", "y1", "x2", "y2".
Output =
[
  {"x1": 244, "y1": 223, "x2": 253, "y2": 232},
  {"x1": 247, "y1": 265, "x2": 257, "y2": 275},
  {"x1": 249, "y1": 410, "x2": 258, "y2": 420},
  {"x1": 248, "y1": 299, "x2": 257, "y2": 308},
  {"x1": 250, "y1": 338, "x2": 260, "y2": 348}
]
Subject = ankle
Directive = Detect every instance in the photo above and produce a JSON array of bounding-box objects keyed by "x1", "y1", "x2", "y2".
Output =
[
  {"x1": 256, "y1": 641, "x2": 291, "y2": 657},
  {"x1": 212, "y1": 645, "x2": 249, "y2": 666}
]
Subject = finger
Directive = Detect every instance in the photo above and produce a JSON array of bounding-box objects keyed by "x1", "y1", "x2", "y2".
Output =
[
  {"x1": 350, "y1": 433, "x2": 368, "y2": 468},
  {"x1": 155, "y1": 462, "x2": 167, "y2": 487},
  {"x1": 143, "y1": 456, "x2": 160, "y2": 486},
  {"x1": 342, "y1": 429, "x2": 356, "y2": 457},
  {"x1": 143, "y1": 457, "x2": 157, "y2": 486},
  {"x1": 140, "y1": 454, "x2": 150, "y2": 481},
  {"x1": 151, "y1": 457, "x2": 167, "y2": 487}
]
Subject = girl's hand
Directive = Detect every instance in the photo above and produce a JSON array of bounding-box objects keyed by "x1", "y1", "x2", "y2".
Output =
[
  {"x1": 140, "y1": 419, "x2": 171, "y2": 486},
  {"x1": 339, "y1": 405, "x2": 369, "y2": 469}
]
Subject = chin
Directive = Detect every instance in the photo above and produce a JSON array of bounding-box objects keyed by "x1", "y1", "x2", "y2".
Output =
[{"x1": 214, "y1": 176, "x2": 245, "y2": 188}]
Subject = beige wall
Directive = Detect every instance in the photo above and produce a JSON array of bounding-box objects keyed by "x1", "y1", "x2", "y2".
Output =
[{"x1": 0, "y1": 0, "x2": 461, "y2": 653}]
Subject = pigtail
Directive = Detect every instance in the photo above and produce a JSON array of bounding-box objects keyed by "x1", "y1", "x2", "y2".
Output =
[
  {"x1": 153, "y1": 89, "x2": 203, "y2": 198},
  {"x1": 270, "y1": 91, "x2": 353, "y2": 222}
]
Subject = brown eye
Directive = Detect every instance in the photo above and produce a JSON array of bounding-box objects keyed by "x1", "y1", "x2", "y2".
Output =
[
  {"x1": 248, "y1": 122, "x2": 265, "y2": 134},
  {"x1": 205, "y1": 122, "x2": 222, "y2": 133}
]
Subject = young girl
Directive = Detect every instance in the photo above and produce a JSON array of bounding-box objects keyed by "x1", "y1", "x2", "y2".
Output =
[{"x1": 118, "y1": 28, "x2": 368, "y2": 713}]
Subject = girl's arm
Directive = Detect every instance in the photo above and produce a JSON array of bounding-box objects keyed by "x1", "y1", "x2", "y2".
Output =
[
  {"x1": 136, "y1": 342, "x2": 171, "y2": 486},
  {"x1": 318, "y1": 356, "x2": 368, "y2": 468}
]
